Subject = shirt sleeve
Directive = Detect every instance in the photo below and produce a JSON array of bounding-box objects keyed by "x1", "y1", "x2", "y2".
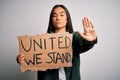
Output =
[{"x1": 72, "y1": 32, "x2": 97, "y2": 54}]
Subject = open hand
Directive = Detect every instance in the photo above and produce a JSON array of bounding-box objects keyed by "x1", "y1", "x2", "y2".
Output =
[{"x1": 79, "y1": 17, "x2": 96, "y2": 41}]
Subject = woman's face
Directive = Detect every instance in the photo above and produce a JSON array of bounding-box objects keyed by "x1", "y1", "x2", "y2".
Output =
[{"x1": 52, "y1": 7, "x2": 67, "y2": 31}]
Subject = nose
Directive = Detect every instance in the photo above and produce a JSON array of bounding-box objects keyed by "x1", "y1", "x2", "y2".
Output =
[{"x1": 56, "y1": 15, "x2": 60, "y2": 20}]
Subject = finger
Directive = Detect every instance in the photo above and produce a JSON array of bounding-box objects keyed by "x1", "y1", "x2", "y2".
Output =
[
  {"x1": 79, "y1": 32, "x2": 86, "y2": 39},
  {"x1": 20, "y1": 61, "x2": 24, "y2": 63},
  {"x1": 19, "y1": 57, "x2": 25, "y2": 64},
  {"x1": 19, "y1": 58, "x2": 25, "y2": 62},
  {"x1": 82, "y1": 18, "x2": 85, "y2": 27},
  {"x1": 18, "y1": 54, "x2": 24, "y2": 59},
  {"x1": 19, "y1": 55, "x2": 25, "y2": 61},
  {"x1": 90, "y1": 20, "x2": 94, "y2": 28},
  {"x1": 82, "y1": 18, "x2": 86, "y2": 28},
  {"x1": 18, "y1": 54, "x2": 25, "y2": 62},
  {"x1": 16, "y1": 56, "x2": 20, "y2": 63},
  {"x1": 82, "y1": 18, "x2": 86, "y2": 31},
  {"x1": 84, "y1": 17, "x2": 88, "y2": 27},
  {"x1": 82, "y1": 18, "x2": 87, "y2": 33},
  {"x1": 17, "y1": 55, "x2": 22, "y2": 63},
  {"x1": 84, "y1": 17, "x2": 89, "y2": 28},
  {"x1": 86, "y1": 17, "x2": 90, "y2": 27}
]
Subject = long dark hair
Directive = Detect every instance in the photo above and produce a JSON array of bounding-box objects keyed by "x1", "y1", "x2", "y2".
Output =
[{"x1": 47, "y1": 4, "x2": 73, "y2": 33}]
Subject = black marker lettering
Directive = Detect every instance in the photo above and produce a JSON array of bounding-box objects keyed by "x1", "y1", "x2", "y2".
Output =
[
  {"x1": 65, "y1": 36, "x2": 71, "y2": 49},
  {"x1": 46, "y1": 52, "x2": 56, "y2": 63},
  {"x1": 25, "y1": 54, "x2": 35, "y2": 65},
  {"x1": 49, "y1": 37, "x2": 56, "y2": 50},
  {"x1": 44, "y1": 39, "x2": 46, "y2": 49},
  {"x1": 33, "y1": 38, "x2": 42, "y2": 51},
  {"x1": 21, "y1": 39, "x2": 32, "y2": 52},
  {"x1": 62, "y1": 52, "x2": 71, "y2": 62},
  {"x1": 36, "y1": 53, "x2": 42, "y2": 64},
  {"x1": 58, "y1": 36, "x2": 65, "y2": 49},
  {"x1": 56, "y1": 52, "x2": 63, "y2": 63}
]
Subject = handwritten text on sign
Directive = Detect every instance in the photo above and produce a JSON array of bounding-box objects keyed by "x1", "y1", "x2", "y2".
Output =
[{"x1": 18, "y1": 32, "x2": 73, "y2": 72}]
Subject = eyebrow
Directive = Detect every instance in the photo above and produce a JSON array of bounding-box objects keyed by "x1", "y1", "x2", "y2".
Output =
[{"x1": 53, "y1": 11, "x2": 65, "y2": 14}]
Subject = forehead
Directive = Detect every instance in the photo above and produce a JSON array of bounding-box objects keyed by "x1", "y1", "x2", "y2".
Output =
[{"x1": 53, "y1": 7, "x2": 66, "y2": 14}]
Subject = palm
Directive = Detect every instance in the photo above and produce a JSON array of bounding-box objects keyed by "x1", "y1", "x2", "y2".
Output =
[{"x1": 79, "y1": 17, "x2": 96, "y2": 41}]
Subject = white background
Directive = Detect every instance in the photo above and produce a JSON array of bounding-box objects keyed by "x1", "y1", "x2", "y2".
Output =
[{"x1": 0, "y1": 0, "x2": 120, "y2": 80}]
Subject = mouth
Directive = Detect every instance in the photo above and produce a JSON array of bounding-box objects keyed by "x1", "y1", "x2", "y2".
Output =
[{"x1": 56, "y1": 22, "x2": 62, "y2": 24}]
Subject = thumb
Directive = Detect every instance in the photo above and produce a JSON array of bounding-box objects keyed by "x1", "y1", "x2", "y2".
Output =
[{"x1": 79, "y1": 32, "x2": 86, "y2": 39}]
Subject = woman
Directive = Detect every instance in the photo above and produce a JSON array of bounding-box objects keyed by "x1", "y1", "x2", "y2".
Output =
[{"x1": 17, "y1": 4, "x2": 97, "y2": 80}]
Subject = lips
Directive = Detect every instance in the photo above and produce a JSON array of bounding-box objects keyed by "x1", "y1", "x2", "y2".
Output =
[{"x1": 56, "y1": 22, "x2": 62, "y2": 24}]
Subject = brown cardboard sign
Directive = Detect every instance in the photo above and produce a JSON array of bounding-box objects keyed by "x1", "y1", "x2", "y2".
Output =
[{"x1": 18, "y1": 32, "x2": 73, "y2": 72}]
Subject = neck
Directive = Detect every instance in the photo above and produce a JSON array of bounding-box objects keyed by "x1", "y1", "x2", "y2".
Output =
[{"x1": 55, "y1": 27, "x2": 66, "y2": 33}]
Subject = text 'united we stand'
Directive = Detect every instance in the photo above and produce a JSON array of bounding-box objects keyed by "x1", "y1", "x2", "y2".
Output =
[{"x1": 18, "y1": 32, "x2": 73, "y2": 72}]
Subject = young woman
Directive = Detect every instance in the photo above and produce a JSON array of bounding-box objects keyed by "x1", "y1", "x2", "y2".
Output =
[{"x1": 17, "y1": 4, "x2": 97, "y2": 80}]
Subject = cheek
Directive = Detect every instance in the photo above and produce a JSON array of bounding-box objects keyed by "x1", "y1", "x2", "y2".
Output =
[
  {"x1": 52, "y1": 18, "x2": 56, "y2": 23},
  {"x1": 64, "y1": 19, "x2": 67, "y2": 25}
]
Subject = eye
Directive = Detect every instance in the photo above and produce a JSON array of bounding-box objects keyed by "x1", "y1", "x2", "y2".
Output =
[
  {"x1": 60, "y1": 12, "x2": 65, "y2": 17},
  {"x1": 52, "y1": 13, "x2": 57, "y2": 17},
  {"x1": 60, "y1": 14, "x2": 64, "y2": 16}
]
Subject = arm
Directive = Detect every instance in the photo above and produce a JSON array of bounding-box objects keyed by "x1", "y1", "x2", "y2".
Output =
[
  {"x1": 72, "y1": 17, "x2": 97, "y2": 54},
  {"x1": 72, "y1": 32, "x2": 97, "y2": 54}
]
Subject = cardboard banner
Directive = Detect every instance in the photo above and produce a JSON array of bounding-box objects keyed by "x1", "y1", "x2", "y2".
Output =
[{"x1": 18, "y1": 32, "x2": 73, "y2": 72}]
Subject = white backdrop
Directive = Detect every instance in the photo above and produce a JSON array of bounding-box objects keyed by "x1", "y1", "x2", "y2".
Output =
[{"x1": 0, "y1": 0, "x2": 120, "y2": 80}]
